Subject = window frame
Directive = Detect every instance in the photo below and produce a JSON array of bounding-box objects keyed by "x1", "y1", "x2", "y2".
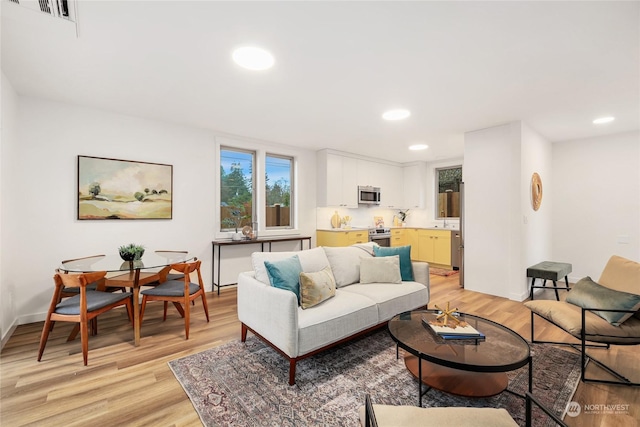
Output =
[
  {"x1": 216, "y1": 141, "x2": 298, "y2": 239},
  {"x1": 265, "y1": 153, "x2": 294, "y2": 230},
  {"x1": 435, "y1": 165, "x2": 462, "y2": 219},
  {"x1": 219, "y1": 146, "x2": 256, "y2": 233}
]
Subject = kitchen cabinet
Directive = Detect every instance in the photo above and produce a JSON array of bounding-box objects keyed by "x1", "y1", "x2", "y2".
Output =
[
  {"x1": 317, "y1": 151, "x2": 358, "y2": 207},
  {"x1": 379, "y1": 164, "x2": 403, "y2": 208},
  {"x1": 403, "y1": 163, "x2": 425, "y2": 208},
  {"x1": 390, "y1": 229, "x2": 407, "y2": 247},
  {"x1": 417, "y1": 229, "x2": 452, "y2": 266},
  {"x1": 406, "y1": 229, "x2": 420, "y2": 260},
  {"x1": 356, "y1": 159, "x2": 380, "y2": 188},
  {"x1": 317, "y1": 230, "x2": 368, "y2": 247}
]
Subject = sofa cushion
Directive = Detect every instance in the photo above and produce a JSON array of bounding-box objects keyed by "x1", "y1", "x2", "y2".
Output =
[
  {"x1": 264, "y1": 256, "x2": 303, "y2": 303},
  {"x1": 565, "y1": 276, "x2": 640, "y2": 325},
  {"x1": 323, "y1": 245, "x2": 374, "y2": 288},
  {"x1": 598, "y1": 255, "x2": 640, "y2": 295},
  {"x1": 297, "y1": 289, "x2": 378, "y2": 355},
  {"x1": 373, "y1": 245, "x2": 414, "y2": 281},
  {"x1": 525, "y1": 300, "x2": 640, "y2": 344},
  {"x1": 341, "y1": 281, "x2": 429, "y2": 322},
  {"x1": 299, "y1": 266, "x2": 336, "y2": 309},
  {"x1": 252, "y1": 247, "x2": 330, "y2": 285},
  {"x1": 360, "y1": 256, "x2": 402, "y2": 284}
]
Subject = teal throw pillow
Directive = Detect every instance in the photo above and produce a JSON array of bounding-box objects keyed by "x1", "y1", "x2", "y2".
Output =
[
  {"x1": 373, "y1": 245, "x2": 414, "y2": 281},
  {"x1": 264, "y1": 255, "x2": 303, "y2": 304},
  {"x1": 566, "y1": 276, "x2": 640, "y2": 326}
]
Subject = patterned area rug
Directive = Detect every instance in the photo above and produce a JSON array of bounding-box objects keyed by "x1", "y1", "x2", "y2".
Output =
[
  {"x1": 169, "y1": 331, "x2": 580, "y2": 427},
  {"x1": 430, "y1": 268, "x2": 459, "y2": 276}
]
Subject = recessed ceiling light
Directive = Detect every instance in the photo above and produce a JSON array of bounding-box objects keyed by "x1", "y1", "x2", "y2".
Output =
[
  {"x1": 409, "y1": 144, "x2": 428, "y2": 151},
  {"x1": 593, "y1": 116, "x2": 615, "y2": 124},
  {"x1": 232, "y1": 46, "x2": 275, "y2": 71},
  {"x1": 382, "y1": 109, "x2": 411, "y2": 121}
]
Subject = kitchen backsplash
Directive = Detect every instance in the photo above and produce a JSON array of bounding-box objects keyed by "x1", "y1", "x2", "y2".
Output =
[{"x1": 316, "y1": 207, "x2": 458, "y2": 230}]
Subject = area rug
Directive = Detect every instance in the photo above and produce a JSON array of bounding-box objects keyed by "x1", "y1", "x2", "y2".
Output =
[
  {"x1": 430, "y1": 268, "x2": 459, "y2": 277},
  {"x1": 169, "y1": 331, "x2": 580, "y2": 427}
]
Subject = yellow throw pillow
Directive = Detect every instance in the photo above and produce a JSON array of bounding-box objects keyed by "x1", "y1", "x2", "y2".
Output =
[{"x1": 299, "y1": 266, "x2": 337, "y2": 309}]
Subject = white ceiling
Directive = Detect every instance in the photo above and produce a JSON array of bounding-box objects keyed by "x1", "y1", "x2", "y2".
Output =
[{"x1": 3, "y1": 1, "x2": 639, "y2": 163}]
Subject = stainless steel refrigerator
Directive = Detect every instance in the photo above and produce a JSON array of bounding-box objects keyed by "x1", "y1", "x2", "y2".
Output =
[{"x1": 459, "y1": 181, "x2": 465, "y2": 288}]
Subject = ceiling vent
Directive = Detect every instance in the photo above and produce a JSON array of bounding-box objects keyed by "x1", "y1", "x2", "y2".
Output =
[{"x1": 8, "y1": 0, "x2": 75, "y2": 21}]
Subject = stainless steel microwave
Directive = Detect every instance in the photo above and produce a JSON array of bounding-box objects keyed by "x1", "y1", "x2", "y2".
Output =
[{"x1": 358, "y1": 186, "x2": 381, "y2": 205}]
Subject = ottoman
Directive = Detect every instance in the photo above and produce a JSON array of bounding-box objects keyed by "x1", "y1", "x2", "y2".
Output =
[{"x1": 526, "y1": 261, "x2": 572, "y2": 301}]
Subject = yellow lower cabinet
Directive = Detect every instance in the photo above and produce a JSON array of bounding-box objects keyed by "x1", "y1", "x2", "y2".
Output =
[
  {"x1": 416, "y1": 229, "x2": 452, "y2": 266},
  {"x1": 406, "y1": 229, "x2": 420, "y2": 260},
  {"x1": 391, "y1": 229, "x2": 407, "y2": 247},
  {"x1": 317, "y1": 230, "x2": 368, "y2": 247},
  {"x1": 346, "y1": 230, "x2": 368, "y2": 245}
]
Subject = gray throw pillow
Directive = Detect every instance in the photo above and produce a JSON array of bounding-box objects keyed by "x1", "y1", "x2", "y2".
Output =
[
  {"x1": 565, "y1": 276, "x2": 640, "y2": 326},
  {"x1": 360, "y1": 255, "x2": 402, "y2": 284}
]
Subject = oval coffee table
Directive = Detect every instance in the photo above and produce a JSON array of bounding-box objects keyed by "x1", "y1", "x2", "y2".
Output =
[{"x1": 388, "y1": 310, "x2": 531, "y2": 406}]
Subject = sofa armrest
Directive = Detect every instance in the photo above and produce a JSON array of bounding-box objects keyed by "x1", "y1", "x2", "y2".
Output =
[
  {"x1": 412, "y1": 261, "x2": 430, "y2": 294},
  {"x1": 237, "y1": 271, "x2": 299, "y2": 357}
]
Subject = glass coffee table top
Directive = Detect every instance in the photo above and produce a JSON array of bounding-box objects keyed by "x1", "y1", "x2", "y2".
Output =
[{"x1": 388, "y1": 310, "x2": 531, "y2": 401}]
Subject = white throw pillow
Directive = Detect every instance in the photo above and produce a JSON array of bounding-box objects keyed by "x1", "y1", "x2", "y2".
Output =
[
  {"x1": 360, "y1": 255, "x2": 402, "y2": 284},
  {"x1": 323, "y1": 245, "x2": 374, "y2": 287},
  {"x1": 252, "y1": 247, "x2": 330, "y2": 285}
]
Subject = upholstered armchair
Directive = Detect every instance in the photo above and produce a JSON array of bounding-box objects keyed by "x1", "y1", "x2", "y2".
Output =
[{"x1": 525, "y1": 255, "x2": 640, "y2": 386}]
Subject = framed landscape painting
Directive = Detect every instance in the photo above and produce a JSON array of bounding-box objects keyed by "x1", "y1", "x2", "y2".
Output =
[{"x1": 77, "y1": 156, "x2": 173, "y2": 220}]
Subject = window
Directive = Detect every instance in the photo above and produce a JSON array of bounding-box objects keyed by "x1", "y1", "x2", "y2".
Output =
[
  {"x1": 436, "y1": 166, "x2": 462, "y2": 218},
  {"x1": 265, "y1": 154, "x2": 293, "y2": 228},
  {"x1": 220, "y1": 148, "x2": 254, "y2": 232}
]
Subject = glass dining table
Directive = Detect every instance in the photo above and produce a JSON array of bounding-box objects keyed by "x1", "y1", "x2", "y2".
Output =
[{"x1": 59, "y1": 251, "x2": 194, "y2": 346}]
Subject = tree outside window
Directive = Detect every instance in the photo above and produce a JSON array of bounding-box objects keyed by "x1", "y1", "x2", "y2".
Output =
[
  {"x1": 220, "y1": 148, "x2": 254, "y2": 231},
  {"x1": 436, "y1": 166, "x2": 462, "y2": 218},
  {"x1": 265, "y1": 154, "x2": 292, "y2": 228}
]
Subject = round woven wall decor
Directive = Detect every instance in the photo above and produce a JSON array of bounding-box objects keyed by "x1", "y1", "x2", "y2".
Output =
[{"x1": 531, "y1": 172, "x2": 543, "y2": 211}]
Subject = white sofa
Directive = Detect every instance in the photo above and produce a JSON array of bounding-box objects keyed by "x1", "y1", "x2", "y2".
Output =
[{"x1": 237, "y1": 243, "x2": 430, "y2": 385}]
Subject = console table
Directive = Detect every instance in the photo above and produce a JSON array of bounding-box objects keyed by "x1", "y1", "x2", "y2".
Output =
[{"x1": 211, "y1": 236, "x2": 312, "y2": 294}]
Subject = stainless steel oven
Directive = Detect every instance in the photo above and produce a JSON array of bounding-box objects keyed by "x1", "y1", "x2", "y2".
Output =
[{"x1": 368, "y1": 227, "x2": 391, "y2": 247}]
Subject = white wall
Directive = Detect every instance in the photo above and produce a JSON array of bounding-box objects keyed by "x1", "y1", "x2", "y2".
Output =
[
  {"x1": 463, "y1": 122, "x2": 553, "y2": 300},
  {"x1": 3, "y1": 96, "x2": 317, "y2": 329},
  {"x1": 464, "y1": 123, "x2": 523, "y2": 299},
  {"x1": 521, "y1": 122, "x2": 553, "y2": 286},
  {"x1": 552, "y1": 131, "x2": 640, "y2": 280},
  {"x1": 1, "y1": 72, "x2": 19, "y2": 345}
]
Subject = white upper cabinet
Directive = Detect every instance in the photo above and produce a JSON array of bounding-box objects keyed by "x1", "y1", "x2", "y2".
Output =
[
  {"x1": 378, "y1": 163, "x2": 403, "y2": 208},
  {"x1": 403, "y1": 163, "x2": 425, "y2": 208},
  {"x1": 317, "y1": 150, "x2": 358, "y2": 207},
  {"x1": 357, "y1": 159, "x2": 380, "y2": 188},
  {"x1": 318, "y1": 149, "x2": 408, "y2": 209}
]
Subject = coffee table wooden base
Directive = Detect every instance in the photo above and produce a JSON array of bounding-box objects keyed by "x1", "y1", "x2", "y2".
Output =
[{"x1": 405, "y1": 355, "x2": 508, "y2": 398}]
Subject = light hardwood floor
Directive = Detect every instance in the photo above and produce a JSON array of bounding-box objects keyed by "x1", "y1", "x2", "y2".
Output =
[{"x1": 1, "y1": 275, "x2": 638, "y2": 426}]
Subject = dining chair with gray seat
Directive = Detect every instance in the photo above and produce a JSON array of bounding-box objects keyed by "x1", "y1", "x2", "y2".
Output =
[
  {"x1": 139, "y1": 260, "x2": 209, "y2": 339},
  {"x1": 38, "y1": 271, "x2": 133, "y2": 365}
]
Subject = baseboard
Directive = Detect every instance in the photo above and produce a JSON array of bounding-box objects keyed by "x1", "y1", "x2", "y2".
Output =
[{"x1": 1, "y1": 318, "x2": 18, "y2": 351}]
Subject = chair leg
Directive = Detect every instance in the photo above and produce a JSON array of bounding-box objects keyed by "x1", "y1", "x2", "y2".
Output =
[
  {"x1": 201, "y1": 292, "x2": 210, "y2": 322},
  {"x1": 80, "y1": 321, "x2": 89, "y2": 366},
  {"x1": 126, "y1": 300, "x2": 134, "y2": 325},
  {"x1": 68, "y1": 324, "x2": 80, "y2": 342},
  {"x1": 140, "y1": 296, "x2": 148, "y2": 323},
  {"x1": 37, "y1": 318, "x2": 54, "y2": 361},
  {"x1": 183, "y1": 297, "x2": 191, "y2": 340},
  {"x1": 171, "y1": 301, "x2": 185, "y2": 318}
]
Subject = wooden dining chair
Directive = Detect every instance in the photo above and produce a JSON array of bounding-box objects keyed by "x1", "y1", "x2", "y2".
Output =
[
  {"x1": 139, "y1": 260, "x2": 209, "y2": 339},
  {"x1": 37, "y1": 271, "x2": 133, "y2": 365},
  {"x1": 59, "y1": 255, "x2": 107, "y2": 299},
  {"x1": 149, "y1": 250, "x2": 188, "y2": 285}
]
